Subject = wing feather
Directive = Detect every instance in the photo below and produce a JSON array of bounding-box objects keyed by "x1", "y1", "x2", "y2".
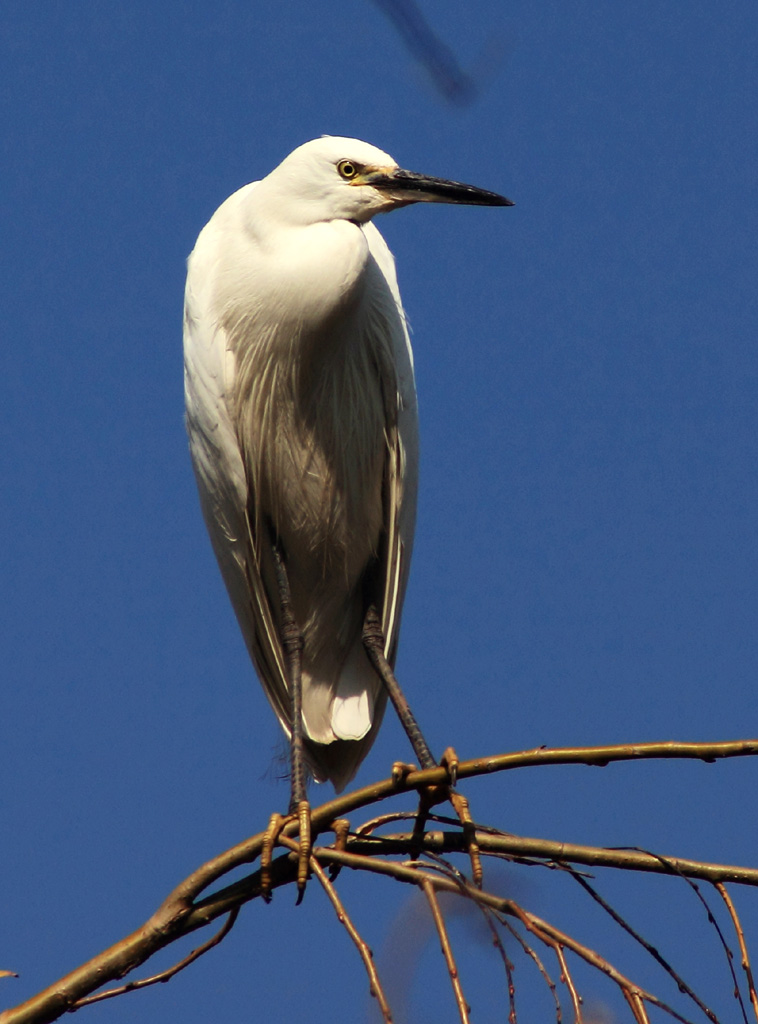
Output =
[
  {"x1": 183, "y1": 217, "x2": 293, "y2": 741},
  {"x1": 183, "y1": 210, "x2": 418, "y2": 792},
  {"x1": 363, "y1": 222, "x2": 419, "y2": 666}
]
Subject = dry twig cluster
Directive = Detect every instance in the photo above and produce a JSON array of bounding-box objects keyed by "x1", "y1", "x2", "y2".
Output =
[{"x1": 2, "y1": 739, "x2": 758, "y2": 1024}]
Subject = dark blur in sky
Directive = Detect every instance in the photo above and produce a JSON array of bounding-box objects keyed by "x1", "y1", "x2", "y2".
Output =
[{"x1": 2, "y1": 2, "x2": 757, "y2": 1021}]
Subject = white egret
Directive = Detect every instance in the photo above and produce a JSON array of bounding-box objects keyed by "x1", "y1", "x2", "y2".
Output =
[{"x1": 184, "y1": 137, "x2": 511, "y2": 890}]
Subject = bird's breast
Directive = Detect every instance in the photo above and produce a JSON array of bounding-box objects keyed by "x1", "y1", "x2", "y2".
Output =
[
  {"x1": 229, "y1": 221, "x2": 397, "y2": 595},
  {"x1": 256, "y1": 219, "x2": 371, "y2": 336}
]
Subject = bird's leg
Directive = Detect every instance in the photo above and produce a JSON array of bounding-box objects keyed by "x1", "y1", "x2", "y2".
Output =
[
  {"x1": 260, "y1": 538, "x2": 310, "y2": 903},
  {"x1": 362, "y1": 604, "x2": 482, "y2": 886},
  {"x1": 362, "y1": 605, "x2": 435, "y2": 770}
]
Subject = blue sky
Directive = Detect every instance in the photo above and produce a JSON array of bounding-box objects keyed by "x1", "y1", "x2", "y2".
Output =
[{"x1": 2, "y1": 2, "x2": 757, "y2": 1021}]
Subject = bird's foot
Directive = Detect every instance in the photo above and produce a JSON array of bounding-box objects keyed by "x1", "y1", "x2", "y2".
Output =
[
  {"x1": 290, "y1": 799, "x2": 312, "y2": 902},
  {"x1": 392, "y1": 760, "x2": 418, "y2": 784},
  {"x1": 327, "y1": 817, "x2": 351, "y2": 882},
  {"x1": 408, "y1": 747, "x2": 482, "y2": 888},
  {"x1": 447, "y1": 788, "x2": 482, "y2": 888},
  {"x1": 331, "y1": 817, "x2": 351, "y2": 851},
  {"x1": 440, "y1": 746, "x2": 459, "y2": 786},
  {"x1": 260, "y1": 812, "x2": 286, "y2": 902},
  {"x1": 440, "y1": 746, "x2": 482, "y2": 886},
  {"x1": 260, "y1": 800, "x2": 312, "y2": 903},
  {"x1": 292, "y1": 799, "x2": 312, "y2": 902}
]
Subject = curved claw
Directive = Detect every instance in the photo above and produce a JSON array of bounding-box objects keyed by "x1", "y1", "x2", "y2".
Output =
[{"x1": 440, "y1": 746, "x2": 459, "y2": 787}]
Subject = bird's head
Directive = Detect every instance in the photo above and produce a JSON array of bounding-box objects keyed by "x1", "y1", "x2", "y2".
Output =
[{"x1": 259, "y1": 136, "x2": 513, "y2": 227}]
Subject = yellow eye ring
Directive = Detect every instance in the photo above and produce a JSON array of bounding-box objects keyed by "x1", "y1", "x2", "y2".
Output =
[{"x1": 337, "y1": 160, "x2": 359, "y2": 180}]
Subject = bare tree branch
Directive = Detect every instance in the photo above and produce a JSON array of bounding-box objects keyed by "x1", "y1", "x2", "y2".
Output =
[
  {"x1": 567, "y1": 870, "x2": 720, "y2": 1022},
  {"x1": 421, "y1": 877, "x2": 471, "y2": 1022},
  {"x1": 345, "y1": 831, "x2": 758, "y2": 886},
  {"x1": 69, "y1": 909, "x2": 240, "y2": 1010},
  {"x1": 279, "y1": 835, "x2": 393, "y2": 1022},
  {"x1": 715, "y1": 883, "x2": 758, "y2": 1024},
  {"x1": 3, "y1": 737, "x2": 758, "y2": 1024}
]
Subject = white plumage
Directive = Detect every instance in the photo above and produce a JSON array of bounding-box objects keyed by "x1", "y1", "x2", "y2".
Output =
[{"x1": 183, "y1": 137, "x2": 510, "y2": 792}]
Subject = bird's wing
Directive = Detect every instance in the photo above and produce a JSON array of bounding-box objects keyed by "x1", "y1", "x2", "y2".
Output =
[
  {"x1": 184, "y1": 211, "x2": 418, "y2": 791},
  {"x1": 307, "y1": 222, "x2": 419, "y2": 790},
  {"x1": 363, "y1": 222, "x2": 419, "y2": 664},
  {"x1": 183, "y1": 222, "x2": 292, "y2": 735}
]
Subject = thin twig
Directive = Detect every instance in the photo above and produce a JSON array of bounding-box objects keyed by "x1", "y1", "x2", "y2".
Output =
[
  {"x1": 479, "y1": 908, "x2": 518, "y2": 1023},
  {"x1": 553, "y1": 943, "x2": 582, "y2": 1023},
  {"x1": 638, "y1": 850, "x2": 747, "y2": 1023},
  {"x1": 278, "y1": 837, "x2": 393, "y2": 1023},
  {"x1": 504, "y1": 901, "x2": 699, "y2": 1024},
  {"x1": 411, "y1": 848, "x2": 468, "y2": 885},
  {"x1": 315, "y1": 837, "x2": 718, "y2": 1024},
  {"x1": 499, "y1": 917, "x2": 562, "y2": 1022},
  {"x1": 4, "y1": 739, "x2": 758, "y2": 1024},
  {"x1": 345, "y1": 830, "x2": 758, "y2": 887},
  {"x1": 70, "y1": 908, "x2": 239, "y2": 1009},
  {"x1": 421, "y1": 878, "x2": 471, "y2": 1023},
  {"x1": 356, "y1": 811, "x2": 419, "y2": 836},
  {"x1": 623, "y1": 989, "x2": 652, "y2": 1024},
  {"x1": 506, "y1": 908, "x2": 582, "y2": 1022},
  {"x1": 567, "y1": 868, "x2": 719, "y2": 1022},
  {"x1": 715, "y1": 882, "x2": 758, "y2": 1024}
]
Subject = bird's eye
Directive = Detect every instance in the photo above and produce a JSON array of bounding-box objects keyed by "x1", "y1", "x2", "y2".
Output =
[{"x1": 337, "y1": 160, "x2": 359, "y2": 180}]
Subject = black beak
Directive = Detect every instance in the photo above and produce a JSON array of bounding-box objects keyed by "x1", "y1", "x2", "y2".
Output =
[{"x1": 365, "y1": 168, "x2": 514, "y2": 207}]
